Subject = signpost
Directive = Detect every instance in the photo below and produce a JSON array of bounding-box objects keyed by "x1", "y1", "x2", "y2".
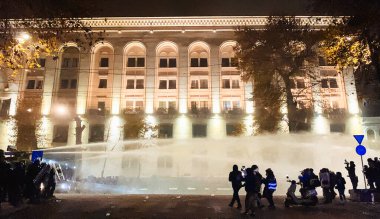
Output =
[{"x1": 353, "y1": 135, "x2": 367, "y2": 189}]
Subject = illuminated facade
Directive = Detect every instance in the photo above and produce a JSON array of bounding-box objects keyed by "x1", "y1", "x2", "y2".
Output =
[{"x1": 0, "y1": 16, "x2": 366, "y2": 149}]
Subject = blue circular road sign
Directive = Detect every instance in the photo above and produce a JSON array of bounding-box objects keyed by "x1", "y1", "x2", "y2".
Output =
[{"x1": 356, "y1": 145, "x2": 366, "y2": 156}]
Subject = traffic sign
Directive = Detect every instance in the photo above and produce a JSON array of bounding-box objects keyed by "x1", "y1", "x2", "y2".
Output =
[
  {"x1": 355, "y1": 145, "x2": 366, "y2": 156},
  {"x1": 353, "y1": 135, "x2": 364, "y2": 144}
]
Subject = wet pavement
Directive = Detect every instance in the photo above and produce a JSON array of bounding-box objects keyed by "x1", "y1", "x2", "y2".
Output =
[{"x1": 1, "y1": 194, "x2": 380, "y2": 219}]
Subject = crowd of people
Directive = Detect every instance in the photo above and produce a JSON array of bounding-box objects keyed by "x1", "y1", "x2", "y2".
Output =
[
  {"x1": 229, "y1": 164, "x2": 277, "y2": 217},
  {"x1": 228, "y1": 157, "x2": 380, "y2": 217},
  {"x1": 0, "y1": 150, "x2": 56, "y2": 209}
]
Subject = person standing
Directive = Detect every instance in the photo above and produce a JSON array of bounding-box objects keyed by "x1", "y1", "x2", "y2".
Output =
[
  {"x1": 262, "y1": 168, "x2": 277, "y2": 209},
  {"x1": 242, "y1": 168, "x2": 256, "y2": 217},
  {"x1": 319, "y1": 168, "x2": 332, "y2": 203},
  {"x1": 345, "y1": 161, "x2": 358, "y2": 190},
  {"x1": 251, "y1": 165, "x2": 264, "y2": 208},
  {"x1": 335, "y1": 172, "x2": 346, "y2": 204},
  {"x1": 228, "y1": 165, "x2": 242, "y2": 209}
]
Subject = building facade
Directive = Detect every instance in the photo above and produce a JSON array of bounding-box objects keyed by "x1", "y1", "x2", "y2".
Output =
[{"x1": 0, "y1": 16, "x2": 366, "y2": 150}]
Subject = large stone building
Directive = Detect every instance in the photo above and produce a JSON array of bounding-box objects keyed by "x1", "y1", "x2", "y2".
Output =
[{"x1": 0, "y1": 16, "x2": 366, "y2": 150}]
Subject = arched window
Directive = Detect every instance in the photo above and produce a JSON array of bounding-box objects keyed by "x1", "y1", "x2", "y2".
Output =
[
  {"x1": 88, "y1": 42, "x2": 114, "y2": 115},
  {"x1": 154, "y1": 41, "x2": 179, "y2": 114},
  {"x1": 123, "y1": 42, "x2": 146, "y2": 113},
  {"x1": 367, "y1": 129, "x2": 375, "y2": 140}
]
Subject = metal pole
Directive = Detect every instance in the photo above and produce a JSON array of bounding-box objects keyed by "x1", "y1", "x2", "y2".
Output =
[{"x1": 361, "y1": 155, "x2": 367, "y2": 189}]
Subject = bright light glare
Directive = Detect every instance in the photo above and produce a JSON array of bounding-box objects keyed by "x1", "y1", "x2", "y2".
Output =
[
  {"x1": 16, "y1": 32, "x2": 31, "y2": 43},
  {"x1": 56, "y1": 105, "x2": 67, "y2": 116},
  {"x1": 27, "y1": 108, "x2": 32, "y2": 113}
]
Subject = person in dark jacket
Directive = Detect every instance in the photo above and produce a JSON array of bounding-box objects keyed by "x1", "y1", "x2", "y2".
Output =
[
  {"x1": 0, "y1": 150, "x2": 10, "y2": 208},
  {"x1": 228, "y1": 165, "x2": 242, "y2": 209},
  {"x1": 242, "y1": 168, "x2": 256, "y2": 217},
  {"x1": 345, "y1": 161, "x2": 358, "y2": 190},
  {"x1": 251, "y1": 165, "x2": 264, "y2": 208},
  {"x1": 262, "y1": 168, "x2": 277, "y2": 208},
  {"x1": 335, "y1": 172, "x2": 346, "y2": 204}
]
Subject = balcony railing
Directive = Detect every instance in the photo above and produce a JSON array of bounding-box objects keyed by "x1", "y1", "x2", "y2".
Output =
[
  {"x1": 155, "y1": 107, "x2": 177, "y2": 115},
  {"x1": 190, "y1": 107, "x2": 210, "y2": 117},
  {"x1": 223, "y1": 108, "x2": 244, "y2": 116},
  {"x1": 123, "y1": 107, "x2": 144, "y2": 115},
  {"x1": 87, "y1": 108, "x2": 109, "y2": 116},
  {"x1": 323, "y1": 108, "x2": 347, "y2": 119}
]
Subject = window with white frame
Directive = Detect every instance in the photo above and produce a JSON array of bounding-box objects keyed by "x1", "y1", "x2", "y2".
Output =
[
  {"x1": 159, "y1": 79, "x2": 176, "y2": 89},
  {"x1": 60, "y1": 79, "x2": 77, "y2": 89},
  {"x1": 99, "y1": 57, "x2": 109, "y2": 67},
  {"x1": 321, "y1": 78, "x2": 338, "y2": 89},
  {"x1": 223, "y1": 100, "x2": 240, "y2": 111},
  {"x1": 221, "y1": 57, "x2": 238, "y2": 67},
  {"x1": 26, "y1": 79, "x2": 44, "y2": 90},
  {"x1": 222, "y1": 79, "x2": 240, "y2": 89},
  {"x1": 191, "y1": 101, "x2": 208, "y2": 109},
  {"x1": 158, "y1": 101, "x2": 176, "y2": 109},
  {"x1": 159, "y1": 58, "x2": 176, "y2": 68},
  {"x1": 127, "y1": 57, "x2": 145, "y2": 67},
  {"x1": 126, "y1": 100, "x2": 144, "y2": 111},
  {"x1": 126, "y1": 79, "x2": 144, "y2": 89},
  {"x1": 190, "y1": 79, "x2": 208, "y2": 89}
]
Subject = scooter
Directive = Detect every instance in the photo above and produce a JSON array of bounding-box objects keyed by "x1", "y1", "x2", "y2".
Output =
[{"x1": 284, "y1": 177, "x2": 318, "y2": 207}]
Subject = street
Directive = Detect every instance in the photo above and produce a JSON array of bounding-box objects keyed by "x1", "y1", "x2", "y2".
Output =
[{"x1": 1, "y1": 194, "x2": 380, "y2": 219}]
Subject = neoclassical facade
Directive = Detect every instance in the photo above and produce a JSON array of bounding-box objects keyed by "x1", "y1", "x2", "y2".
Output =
[{"x1": 0, "y1": 16, "x2": 367, "y2": 150}]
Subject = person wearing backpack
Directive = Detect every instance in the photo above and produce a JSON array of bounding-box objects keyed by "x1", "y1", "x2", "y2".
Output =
[
  {"x1": 262, "y1": 168, "x2": 277, "y2": 209},
  {"x1": 228, "y1": 164, "x2": 242, "y2": 209}
]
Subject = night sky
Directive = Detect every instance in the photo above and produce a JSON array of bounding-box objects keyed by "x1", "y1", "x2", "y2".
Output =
[{"x1": 88, "y1": 0, "x2": 314, "y2": 17}]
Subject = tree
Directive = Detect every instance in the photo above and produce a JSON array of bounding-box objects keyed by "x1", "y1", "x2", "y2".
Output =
[
  {"x1": 235, "y1": 16, "x2": 321, "y2": 133},
  {"x1": 311, "y1": 0, "x2": 380, "y2": 116},
  {"x1": 123, "y1": 113, "x2": 157, "y2": 139},
  {"x1": 10, "y1": 96, "x2": 43, "y2": 151},
  {"x1": 0, "y1": 0, "x2": 99, "y2": 80}
]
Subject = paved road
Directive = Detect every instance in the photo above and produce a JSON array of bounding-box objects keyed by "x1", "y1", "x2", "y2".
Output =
[{"x1": 2, "y1": 194, "x2": 380, "y2": 219}]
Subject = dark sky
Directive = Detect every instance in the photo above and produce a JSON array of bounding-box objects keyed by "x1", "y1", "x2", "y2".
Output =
[{"x1": 89, "y1": 0, "x2": 314, "y2": 17}]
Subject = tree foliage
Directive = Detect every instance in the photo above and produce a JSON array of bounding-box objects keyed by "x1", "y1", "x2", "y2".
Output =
[
  {"x1": 123, "y1": 114, "x2": 157, "y2": 139},
  {"x1": 10, "y1": 96, "x2": 43, "y2": 151},
  {"x1": 0, "y1": 0, "x2": 100, "y2": 80},
  {"x1": 311, "y1": 0, "x2": 380, "y2": 115},
  {"x1": 235, "y1": 16, "x2": 321, "y2": 133}
]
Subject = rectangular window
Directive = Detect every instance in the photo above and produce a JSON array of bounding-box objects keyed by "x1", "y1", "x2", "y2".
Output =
[
  {"x1": 226, "y1": 124, "x2": 239, "y2": 136},
  {"x1": 159, "y1": 80, "x2": 167, "y2": 89},
  {"x1": 98, "y1": 79, "x2": 107, "y2": 88},
  {"x1": 159, "y1": 101, "x2": 166, "y2": 108},
  {"x1": 232, "y1": 101, "x2": 240, "y2": 109},
  {"x1": 159, "y1": 123, "x2": 173, "y2": 138},
  {"x1": 232, "y1": 80, "x2": 239, "y2": 88},
  {"x1": 191, "y1": 80, "x2": 199, "y2": 89},
  {"x1": 321, "y1": 79, "x2": 329, "y2": 88},
  {"x1": 223, "y1": 101, "x2": 232, "y2": 110},
  {"x1": 159, "y1": 58, "x2": 168, "y2": 68},
  {"x1": 126, "y1": 101, "x2": 134, "y2": 109},
  {"x1": 221, "y1": 58, "x2": 230, "y2": 67},
  {"x1": 169, "y1": 58, "x2": 176, "y2": 68},
  {"x1": 192, "y1": 124, "x2": 207, "y2": 138},
  {"x1": 62, "y1": 58, "x2": 70, "y2": 68},
  {"x1": 296, "y1": 79, "x2": 305, "y2": 89},
  {"x1": 136, "y1": 79, "x2": 144, "y2": 89},
  {"x1": 168, "y1": 101, "x2": 176, "y2": 109},
  {"x1": 329, "y1": 78, "x2": 338, "y2": 88},
  {"x1": 26, "y1": 80, "x2": 36, "y2": 89},
  {"x1": 72, "y1": 58, "x2": 79, "y2": 68},
  {"x1": 137, "y1": 58, "x2": 145, "y2": 67},
  {"x1": 200, "y1": 79, "x2": 208, "y2": 89},
  {"x1": 89, "y1": 124, "x2": 105, "y2": 142},
  {"x1": 100, "y1": 58, "x2": 109, "y2": 67},
  {"x1": 0, "y1": 99, "x2": 11, "y2": 117},
  {"x1": 126, "y1": 79, "x2": 135, "y2": 89},
  {"x1": 127, "y1": 58, "x2": 136, "y2": 67},
  {"x1": 231, "y1": 58, "x2": 238, "y2": 67},
  {"x1": 53, "y1": 125, "x2": 69, "y2": 143},
  {"x1": 191, "y1": 101, "x2": 197, "y2": 109},
  {"x1": 199, "y1": 58, "x2": 208, "y2": 67},
  {"x1": 168, "y1": 80, "x2": 176, "y2": 89},
  {"x1": 135, "y1": 101, "x2": 143, "y2": 110},
  {"x1": 36, "y1": 80, "x2": 43, "y2": 89},
  {"x1": 60, "y1": 79, "x2": 69, "y2": 89},
  {"x1": 222, "y1": 79, "x2": 230, "y2": 88},
  {"x1": 37, "y1": 58, "x2": 46, "y2": 68},
  {"x1": 70, "y1": 79, "x2": 77, "y2": 89},
  {"x1": 200, "y1": 101, "x2": 208, "y2": 108},
  {"x1": 330, "y1": 124, "x2": 345, "y2": 133},
  {"x1": 190, "y1": 58, "x2": 198, "y2": 67}
]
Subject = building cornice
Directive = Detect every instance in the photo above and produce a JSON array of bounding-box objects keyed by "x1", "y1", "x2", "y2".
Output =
[{"x1": 82, "y1": 16, "x2": 340, "y2": 31}]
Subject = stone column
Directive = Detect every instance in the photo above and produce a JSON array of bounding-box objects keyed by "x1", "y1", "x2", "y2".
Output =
[
  {"x1": 210, "y1": 44, "x2": 221, "y2": 114},
  {"x1": 41, "y1": 57, "x2": 57, "y2": 115},
  {"x1": 111, "y1": 44, "x2": 123, "y2": 115},
  {"x1": 178, "y1": 43, "x2": 188, "y2": 114},
  {"x1": 76, "y1": 53, "x2": 91, "y2": 115},
  {"x1": 145, "y1": 42, "x2": 155, "y2": 114}
]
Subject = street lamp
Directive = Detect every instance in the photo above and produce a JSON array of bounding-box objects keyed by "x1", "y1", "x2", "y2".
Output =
[{"x1": 16, "y1": 32, "x2": 31, "y2": 43}]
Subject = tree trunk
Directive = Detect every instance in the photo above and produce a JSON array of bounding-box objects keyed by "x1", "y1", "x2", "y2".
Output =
[{"x1": 283, "y1": 77, "x2": 298, "y2": 132}]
